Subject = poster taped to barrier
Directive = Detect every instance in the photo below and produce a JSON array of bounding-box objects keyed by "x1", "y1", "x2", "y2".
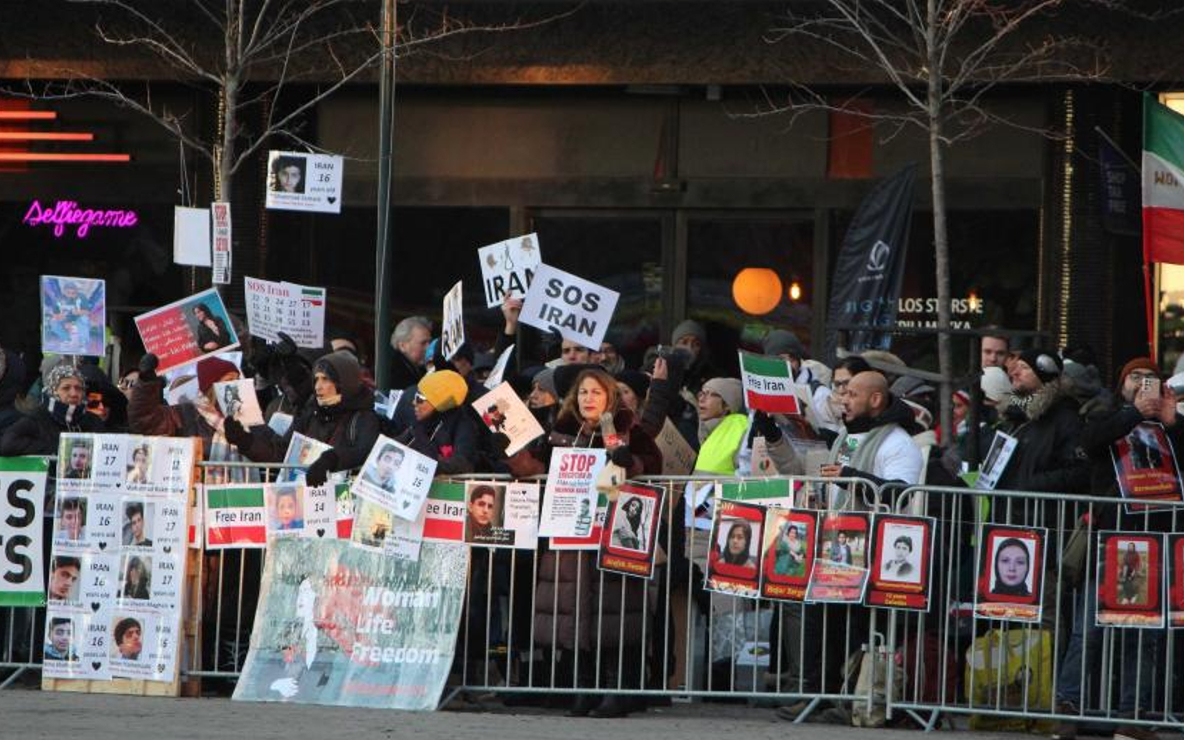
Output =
[
  {"x1": 539, "y1": 448, "x2": 606, "y2": 538},
  {"x1": 805, "y1": 511, "x2": 871, "y2": 603},
  {"x1": 464, "y1": 481, "x2": 540, "y2": 549},
  {"x1": 134, "y1": 288, "x2": 239, "y2": 373},
  {"x1": 41, "y1": 275, "x2": 106, "y2": 357},
  {"x1": 204, "y1": 485, "x2": 267, "y2": 549},
  {"x1": 0, "y1": 457, "x2": 49, "y2": 606},
  {"x1": 866, "y1": 514, "x2": 935, "y2": 611},
  {"x1": 1169, "y1": 534, "x2": 1184, "y2": 628},
  {"x1": 351, "y1": 436, "x2": 437, "y2": 521},
  {"x1": 759, "y1": 507, "x2": 816, "y2": 601},
  {"x1": 233, "y1": 538, "x2": 467, "y2": 709},
  {"x1": 974, "y1": 524, "x2": 1047, "y2": 623},
  {"x1": 550, "y1": 492, "x2": 607, "y2": 551},
  {"x1": 705, "y1": 499, "x2": 764, "y2": 598},
  {"x1": 1111, "y1": 421, "x2": 1184, "y2": 513},
  {"x1": 1096, "y1": 531, "x2": 1165, "y2": 628},
  {"x1": 720, "y1": 478, "x2": 792, "y2": 506},
  {"x1": 598, "y1": 483, "x2": 664, "y2": 579}
]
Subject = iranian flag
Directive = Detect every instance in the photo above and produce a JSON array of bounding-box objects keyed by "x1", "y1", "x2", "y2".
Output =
[
  {"x1": 738, "y1": 351, "x2": 801, "y2": 414},
  {"x1": 1144, "y1": 93, "x2": 1184, "y2": 264},
  {"x1": 204, "y1": 485, "x2": 267, "y2": 549},
  {"x1": 422, "y1": 482, "x2": 466, "y2": 543}
]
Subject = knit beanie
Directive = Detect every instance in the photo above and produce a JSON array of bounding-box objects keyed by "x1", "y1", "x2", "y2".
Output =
[
  {"x1": 45, "y1": 362, "x2": 85, "y2": 394},
  {"x1": 762, "y1": 329, "x2": 808, "y2": 360},
  {"x1": 1017, "y1": 348, "x2": 1063, "y2": 385},
  {"x1": 615, "y1": 369, "x2": 650, "y2": 401},
  {"x1": 197, "y1": 356, "x2": 238, "y2": 393},
  {"x1": 313, "y1": 351, "x2": 362, "y2": 397},
  {"x1": 980, "y1": 366, "x2": 1011, "y2": 403},
  {"x1": 1116, "y1": 357, "x2": 1158, "y2": 390},
  {"x1": 702, "y1": 377, "x2": 744, "y2": 414},
  {"x1": 532, "y1": 367, "x2": 557, "y2": 398},
  {"x1": 417, "y1": 369, "x2": 468, "y2": 412},
  {"x1": 671, "y1": 319, "x2": 706, "y2": 346}
]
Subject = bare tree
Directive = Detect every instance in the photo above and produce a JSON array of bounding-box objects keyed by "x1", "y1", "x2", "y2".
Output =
[
  {"x1": 16, "y1": 0, "x2": 576, "y2": 202},
  {"x1": 758, "y1": 0, "x2": 1116, "y2": 435}
]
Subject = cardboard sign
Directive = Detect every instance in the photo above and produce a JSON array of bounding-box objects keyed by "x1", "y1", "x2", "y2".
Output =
[
  {"x1": 244, "y1": 277, "x2": 327, "y2": 349},
  {"x1": 0, "y1": 457, "x2": 49, "y2": 606},
  {"x1": 599, "y1": 483, "x2": 665, "y2": 580},
  {"x1": 704, "y1": 499, "x2": 764, "y2": 598},
  {"x1": 134, "y1": 288, "x2": 239, "y2": 373},
  {"x1": 654, "y1": 419, "x2": 696, "y2": 476},
  {"x1": 1096, "y1": 531, "x2": 1165, "y2": 628},
  {"x1": 440, "y1": 280, "x2": 465, "y2": 361},
  {"x1": 214, "y1": 379, "x2": 264, "y2": 428},
  {"x1": 865, "y1": 514, "x2": 935, "y2": 611},
  {"x1": 520, "y1": 263, "x2": 619, "y2": 350},
  {"x1": 350, "y1": 436, "x2": 438, "y2": 521},
  {"x1": 478, "y1": 233, "x2": 542, "y2": 308},
  {"x1": 40, "y1": 276, "x2": 106, "y2": 357},
  {"x1": 463, "y1": 481, "x2": 540, "y2": 549},
  {"x1": 738, "y1": 351, "x2": 801, "y2": 414},
  {"x1": 538, "y1": 448, "x2": 606, "y2": 538},
  {"x1": 805, "y1": 511, "x2": 872, "y2": 603},
  {"x1": 1111, "y1": 421, "x2": 1184, "y2": 513},
  {"x1": 976, "y1": 431, "x2": 1018, "y2": 490},
  {"x1": 974, "y1": 524, "x2": 1047, "y2": 623},
  {"x1": 759, "y1": 507, "x2": 816, "y2": 602},
  {"x1": 472, "y1": 382, "x2": 544, "y2": 457},
  {"x1": 265, "y1": 150, "x2": 343, "y2": 213},
  {"x1": 233, "y1": 539, "x2": 467, "y2": 709},
  {"x1": 211, "y1": 201, "x2": 232, "y2": 284},
  {"x1": 173, "y1": 206, "x2": 211, "y2": 267}
]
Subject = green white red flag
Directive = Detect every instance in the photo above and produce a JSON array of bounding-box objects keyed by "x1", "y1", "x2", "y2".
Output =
[
  {"x1": 204, "y1": 485, "x2": 267, "y2": 549},
  {"x1": 1144, "y1": 93, "x2": 1184, "y2": 264},
  {"x1": 738, "y1": 351, "x2": 801, "y2": 414}
]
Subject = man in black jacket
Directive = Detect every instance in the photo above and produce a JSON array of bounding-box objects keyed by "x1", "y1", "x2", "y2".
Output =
[{"x1": 1051, "y1": 358, "x2": 1175, "y2": 740}]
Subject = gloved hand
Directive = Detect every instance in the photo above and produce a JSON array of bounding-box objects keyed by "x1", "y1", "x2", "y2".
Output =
[
  {"x1": 275, "y1": 332, "x2": 299, "y2": 357},
  {"x1": 489, "y1": 433, "x2": 511, "y2": 458},
  {"x1": 138, "y1": 353, "x2": 160, "y2": 383},
  {"x1": 304, "y1": 450, "x2": 339, "y2": 487},
  {"x1": 223, "y1": 416, "x2": 252, "y2": 448},
  {"x1": 608, "y1": 445, "x2": 633, "y2": 469},
  {"x1": 752, "y1": 411, "x2": 782, "y2": 443}
]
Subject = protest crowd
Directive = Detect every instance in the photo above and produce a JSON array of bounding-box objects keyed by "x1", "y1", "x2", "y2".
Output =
[{"x1": 2, "y1": 272, "x2": 1183, "y2": 738}]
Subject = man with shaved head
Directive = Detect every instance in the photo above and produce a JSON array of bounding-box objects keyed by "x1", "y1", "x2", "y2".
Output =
[{"x1": 820, "y1": 371, "x2": 923, "y2": 492}]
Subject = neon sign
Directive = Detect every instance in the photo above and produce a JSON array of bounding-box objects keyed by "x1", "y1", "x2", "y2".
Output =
[{"x1": 22, "y1": 200, "x2": 138, "y2": 238}]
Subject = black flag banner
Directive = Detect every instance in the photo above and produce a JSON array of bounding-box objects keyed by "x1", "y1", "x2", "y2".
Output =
[{"x1": 824, "y1": 164, "x2": 917, "y2": 360}]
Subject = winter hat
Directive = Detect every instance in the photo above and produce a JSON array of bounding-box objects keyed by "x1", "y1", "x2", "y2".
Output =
[
  {"x1": 1117, "y1": 357, "x2": 1158, "y2": 390},
  {"x1": 532, "y1": 367, "x2": 558, "y2": 398},
  {"x1": 313, "y1": 351, "x2": 362, "y2": 396},
  {"x1": 197, "y1": 356, "x2": 238, "y2": 393},
  {"x1": 860, "y1": 350, "x2": 906, "y2": 372},
  {"x1": 763, "y1": 329, "x2": 808, "y2": 360},
  {"x1": 981, "y1": 366, "x2": 1011, "y2": 403},
  {"x1": 45, "y1": 362, "x2": 84, "y2": 393},
  {"x1": 671, "y1": 319, "x2": 707, "y2": 346},
  {"x1": 891, "y1": 375, "x2": 936, "y2": 400},
  {"x1": 902, "y1": 398, "x2": 933, "y2": 431},
  {"x1": 417, "y1": 369, "x2": 467, "y2": 412},
  {"x1": 800, "y1": 359, "x2": 833, "y2": 387},
  {"x1": 1017, "y1": 348, "x2": 1063, "y2": 385},
  {"x1": 702, "y1": 377, "x2": 744, "y2": 414},
  {"x1": 953, "y1": 388, "x2": 972, "y2": 407},
  {"x1": 615, "y1": 369, "x2": 650, "y2": 401}
]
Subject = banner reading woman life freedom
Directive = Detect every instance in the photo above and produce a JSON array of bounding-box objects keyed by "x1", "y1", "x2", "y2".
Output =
[
  {"x1": 233, "y1": 538, "x2": 467, "y2": 710},
  {"x1": 134, "y1": 288, "x2": 239, "y2": 373}
]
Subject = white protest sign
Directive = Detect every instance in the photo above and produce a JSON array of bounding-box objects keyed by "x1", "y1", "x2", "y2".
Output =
[
  {"x1": 539, "y1": 448, "x2": 606, "y2": 538},
  {"x1": 478, "y1": 233, "x2": 542, "y2": 308},
  {"x1": 173, "y1": 206, "x2": 211, "y2": 267},
  {"x1": 0, "y1": 458, "x2": 48, "y2": 607},
  {"x1": 441, "y1": 280, "x2": 465, "y2": 361},
  {"x1": 654, "y1": 419, "x2": 697, "y2": 476},
  {"x1": 211, "y1": 201, "x2": 232, "y2": 285},
  {"x1": 244, "y1": 276, "x2": 327, "y2": 349},
  {"x1": 351, "y1": 436, "x2": 438, "y2": 521},
  {"x1": 976, "y1": 431, "x2": 1018, "y2": 491},
  {"x1": 472, "y1": 382, "x2": 544, "y2": 457},
  {"x1": 484, "y1": 344, "x2": 515, "y2": 390},
  {"x1": 265, "y1": 150, "x2": 343, "y2": 213},
  {"x1": 520, "y1": 263, "x2": 619, "y2": 350}
]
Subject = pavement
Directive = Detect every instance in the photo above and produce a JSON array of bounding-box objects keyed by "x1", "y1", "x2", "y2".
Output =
[{"x1": 0, "y1": 688, "x2": 1054, "y2": 740}]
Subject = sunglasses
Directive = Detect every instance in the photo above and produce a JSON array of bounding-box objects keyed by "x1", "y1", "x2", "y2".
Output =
[
  {"x1": 86, "y1": 397, "x2": 106, "y2": 410},
  {"x1": 413, "y1": 392, "x2": 429, "y2": 405}
]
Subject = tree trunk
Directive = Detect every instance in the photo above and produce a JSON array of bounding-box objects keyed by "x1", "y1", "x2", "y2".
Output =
[
  {"x1": 219, "y1": 77, "x2": 236, "y2": 203},
  {"x1": 927, "y1": 0, "x2": 954, "y2": 443}
]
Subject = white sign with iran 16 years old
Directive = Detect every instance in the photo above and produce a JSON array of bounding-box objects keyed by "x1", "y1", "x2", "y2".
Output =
[{"x1": 520, "y1": 263, "x2": 619, "y2": 350}]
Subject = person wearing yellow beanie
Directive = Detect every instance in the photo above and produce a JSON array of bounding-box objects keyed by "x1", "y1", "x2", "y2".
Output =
[
  {"x1": 389, "y1": 369, "x2": 477, "y2": 474},
  {"x1": 415, "y1": 370, "x2": 468, "y2": 416}
]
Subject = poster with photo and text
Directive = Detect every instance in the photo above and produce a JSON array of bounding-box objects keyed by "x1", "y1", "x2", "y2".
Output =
[
  {"x1": 598, "y1": 483, "x2": 664, "y2": 580},
  {"x1": 1096, "y1": 531, "x2": 1165, "y2": 628},
  {"x1": 973, "y1": 524, "x2": 1047, "y2": 623},
  {"x1": 805, "y1": 511, "x2": 871, "y2": 603},
  {"x1": 865, "y1": 514, "x2": 935, "y2": 611},
  {"x1": 759, "y1": 507, "x2": 816, "y2": 602},
  {"x1": 704, "y1": 499, "x2": 765, "y2": 598}
]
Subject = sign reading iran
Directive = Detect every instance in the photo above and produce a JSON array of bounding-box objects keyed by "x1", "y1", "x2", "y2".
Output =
[
  {"x1": 739, "y1": 351, "x2": 801, "y2": 414},
  {"x1": 205, "y1": 485, "x2": 267, "y2": 549},
  {"x1": 478, "y1": 233, "x2": 542, "y2": 308},
  {"x1": 520, "y1": 264, "x2": 619, "y2": 350},
  {"x1": 1143, "y1": 94, "x2": 1184, "y2": 264}
]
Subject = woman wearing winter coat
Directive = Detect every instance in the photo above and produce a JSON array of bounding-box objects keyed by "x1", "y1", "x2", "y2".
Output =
[
  {"x1": 1, "y1": 362, "x2": 104, "y2": 457},
  {"x1": 388, "y1": 369, "x2": 478, "y2": 475}
]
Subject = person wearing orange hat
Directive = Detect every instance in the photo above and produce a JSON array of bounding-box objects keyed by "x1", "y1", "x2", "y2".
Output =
[{"x1": 387, "y1": 369, "x2": 478, "y2": 474}]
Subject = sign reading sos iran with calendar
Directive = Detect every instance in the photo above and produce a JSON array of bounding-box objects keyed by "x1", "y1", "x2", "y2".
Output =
[{"x1": 244, "y1": 277, "x2": 327, "y2": 349}]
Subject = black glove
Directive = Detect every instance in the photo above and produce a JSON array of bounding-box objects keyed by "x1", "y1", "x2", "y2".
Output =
[
  {"x1": 752, "y1": 411, "x2": 783, "y2": 443},
  {"x1": 305, "y1": 450, "x2": 339, "y2": 487},
  {"x1": 275, "y1": 332, "x2": 299, "y2": 357},
  {"x1": 138, "y1": 353, "x2": 159, "y2": 383},
  {"x1": 222, "y1": 416, "x2": 252, "y2": 448},
  {"x1": 489, "y1": 433, "x2": 511, "y2": 458},
  {"x1": 608, "y1": 445, "x2": 633, "y2": 468}
]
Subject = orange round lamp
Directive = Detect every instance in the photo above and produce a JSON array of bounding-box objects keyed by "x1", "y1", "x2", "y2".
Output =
[{"x1": 732, "y1": 268, "x2": 783, "y2": 315}]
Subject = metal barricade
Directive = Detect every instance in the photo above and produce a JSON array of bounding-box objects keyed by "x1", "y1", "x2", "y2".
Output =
[{"x1": 883, "y1": 484, "x2": 1184, "y2": 733}]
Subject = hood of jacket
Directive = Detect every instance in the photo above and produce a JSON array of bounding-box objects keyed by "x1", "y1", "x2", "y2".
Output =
[
  {"x1": 846, "y1": 394, "x2": 922, "y2": 436},
  {"x1": 1003, "y1": 378, "x2": 1077, "y2": 424}
]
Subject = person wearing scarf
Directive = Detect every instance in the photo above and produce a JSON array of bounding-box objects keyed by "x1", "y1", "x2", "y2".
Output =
[{"x1": 1, "y1": 361, "x2": 104, "y2": 456}]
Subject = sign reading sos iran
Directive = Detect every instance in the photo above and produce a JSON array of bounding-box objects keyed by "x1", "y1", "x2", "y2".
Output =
[
  {"x1": 520, "y1": 264, "x2": 620, "y2": 351},
  {"x1": 0, "y1": 458, "x2": 49, "y2": 606}
]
